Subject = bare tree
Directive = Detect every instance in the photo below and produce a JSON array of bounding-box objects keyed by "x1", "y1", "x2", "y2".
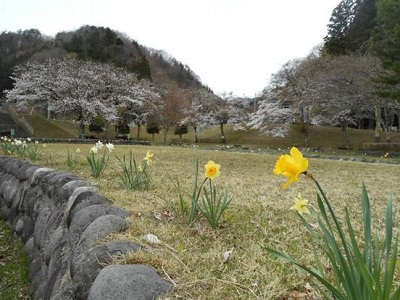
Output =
[
  {"x1": 304, "y1": 55, "x2": 396, "y2": 145},
  {"x1": 144, "y1": 84, "x2": 188, "y2": 144}
]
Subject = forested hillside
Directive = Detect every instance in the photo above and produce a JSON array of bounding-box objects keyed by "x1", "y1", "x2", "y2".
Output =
[{"x1": 0, "y1": 25, "x2": 204, "y2": 98}]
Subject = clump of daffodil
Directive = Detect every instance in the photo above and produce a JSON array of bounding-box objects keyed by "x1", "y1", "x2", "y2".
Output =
[
  {"x1": 87, "y1": 140, "x2": 114, "y2": 178},
  {"x1": 162, "y1": 157, "x2": 230, "y2": 229},
  {"x1": 269, "y1": 147, "x2": 400, "y2": 299},
  {"x1": 273, "y1": 146, "x2": 308, "y2": 189},
  {"x1": 1, "y1": 137, "x2": 45, "y2": 159},
  {"x1": 25, "y1": 139, "x2": 45, "y2": 161},
  {"x1": 1, "y1": 136, "x2": 15, "y2": 156},
  {"x1": 144, "y1": 150, "x2": 154, "y2": 164},
  {"x1": 13, "y1": 139, "x2": 27, "y2": 157},
  {"x1": 199, "y1": 160, "x2": 231, "y2": 229},
  {"x1": 290, "y1": 193, "x2": 310, "y2": 215},
  {"x1": 117, "y1": 150, "x2": 153, "y2": 190},
  {"x1": 66, "y1": 148, "x2": 81, "y2": 167},
  {"x1": 204, "y1": 160, "x2": 221, "y2": 180}
]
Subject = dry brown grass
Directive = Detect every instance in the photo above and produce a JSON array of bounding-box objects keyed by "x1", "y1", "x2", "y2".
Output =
[{"x1": 36, "y1": 143, "x2": 400, "y2": 299}]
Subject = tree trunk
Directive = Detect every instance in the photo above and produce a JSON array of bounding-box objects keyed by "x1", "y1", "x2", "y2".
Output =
[
  {"x1": 79, "y1": 121, "x2": 85, "y2": 138},
  {"x1": 382, "y1": 107, "x2": 392, "y2": 142},
  {"x1": 300, "y1": 106, "x2": 310, "y2": 147},
  {"x1": 163, "y1": 126, "x2": 169, "y2": 145},
  {"x1": 193, "y1": 125, "x2": 198, "y2": 143},
  {"x1": 340, "y1": 120, "x2": 351, "y2": 149},
  {"x1": 136, "y1": 123, "x2": 141, "y2": 140},
  {"x1": 374, "y1": 104, "x2": 381, "y2": 142},
  {"x1": 303, "y1": 124, "x2": 310, "y2": 147},
  {"x1": 220, "y1": 123, "x2": 226, "y2": 144}
]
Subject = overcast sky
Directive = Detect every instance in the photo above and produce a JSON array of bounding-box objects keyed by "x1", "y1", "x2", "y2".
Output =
[{"x1": 1, "y1": 0, "x2": 340, "y2": 97}]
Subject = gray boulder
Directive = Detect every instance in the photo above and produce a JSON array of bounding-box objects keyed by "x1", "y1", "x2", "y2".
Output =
[
  {"x1": 72, "y1": 239, "x2": 142, "y2": 299},
  {"x1": 88, "y1": 264, "x2": 173, "y2": 300}
]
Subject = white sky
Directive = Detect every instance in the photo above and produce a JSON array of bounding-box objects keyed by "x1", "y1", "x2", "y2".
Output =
[{"x1": 1, "y1": 0, "x2": 340, "y2": 97}]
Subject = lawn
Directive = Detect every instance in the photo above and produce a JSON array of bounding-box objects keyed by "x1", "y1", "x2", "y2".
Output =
[
  {"x1": 21, "y1": 112, "x2": 400, "y2": 151},
  {"x1": 12, "y1": 142, "x2": 397, "y2": 299},
  {"x1": 0, "y1": 218, "x2": 30, "y2": 300}
]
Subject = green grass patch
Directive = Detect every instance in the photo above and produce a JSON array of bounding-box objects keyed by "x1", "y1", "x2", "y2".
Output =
[
  {"x1": 24, "y1": 114, "x2": 78, "y2": 138},
  {"x1": 0, "y1": 218, "x2": 30, "y2": 300},
  {"x1": 19, "y1": 113, "x2": 398, "y2": 151}
]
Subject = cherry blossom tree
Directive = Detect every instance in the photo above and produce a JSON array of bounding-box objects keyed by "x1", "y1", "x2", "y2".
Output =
[
  {"x1": 209, "y1": 92, "x2": 248, "y2": 144},
  {"x1": 6, "y1": 58, "x2": 155, "y2": 137},
  {"x1": 117, "y1": 79, "x2": 160, "y2": 139},
  {"x1": 269, "y1": 57, "x2": 318, "y2": 146},
  {"x1": 180, "y1": 88, "x2": 215, "y2": 143},
  {"x1": 302, "y1": 55, "x2": 380, "y2": 147},
  {"x1": 247, "y1": 88, "x2": 293, "y2": 137}
]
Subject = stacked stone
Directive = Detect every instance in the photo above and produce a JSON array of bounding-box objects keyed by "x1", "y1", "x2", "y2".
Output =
[{"x1": 0, "y1": 156, "x2": 173, "y2": 300}]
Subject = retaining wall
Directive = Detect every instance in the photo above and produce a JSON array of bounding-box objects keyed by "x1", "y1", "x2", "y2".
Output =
[{"x1": 0, "y1": 155, "x2": 173, "y2": 299}]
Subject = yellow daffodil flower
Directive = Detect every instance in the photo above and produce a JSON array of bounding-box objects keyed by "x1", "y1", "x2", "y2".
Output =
[
  {"x1": 290, "y1": 194, "x2": 311, "y2": 215},
  {"x1": 273, "y1": 146, "x2": 308, "y2": 189},
  {"x1": 205, "y1": 160, "x2": 221, "y2": 180},
  {"x1": 144, "y1": 150, "x2": 154, "y2": 163}
]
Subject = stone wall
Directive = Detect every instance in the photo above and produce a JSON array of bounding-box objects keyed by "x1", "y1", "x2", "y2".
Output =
[{"x1": 0, "y1": 155, "x2": 173, "y2": 299}]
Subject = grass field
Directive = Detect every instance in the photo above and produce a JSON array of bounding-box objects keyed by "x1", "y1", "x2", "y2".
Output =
[
  {"x1": 3, "y1": 142, "x2": 394, "y2": 299},
  {"x1": 22, "y1": 113, "x2": 400, "y2": 150},
  {"x1": 2, "y1": 115, "x2": 400, "y2": 298}
]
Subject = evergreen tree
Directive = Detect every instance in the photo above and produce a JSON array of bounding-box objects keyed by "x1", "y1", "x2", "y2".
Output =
[
  {"x1": 132, "y1": 56, "x2": 152, "y2": 80},
  {"x1": 323, "y1": 0, "x2": 377, "y2": 55},
  {"x1": 89, "y1": 114, "x2": 106, "y2": 133},
  {"x1": 323, "y1": 0, "x2": 357, "y2": 55},
  {"x1": 371, "y1": 0, "x2": 400, "y2": 100},
  {"x1": 146, "y1": 120, "x2": 160, "y2": 140},
  {"x1": 0, "y1": 29, "x2": 48, "y2": 97},
  {"x1": 346, "y1": 0, "x2": 377, "y2": 54},
  {"x1": 174, "y1": 124, "x2": 188, "y2": 139}
]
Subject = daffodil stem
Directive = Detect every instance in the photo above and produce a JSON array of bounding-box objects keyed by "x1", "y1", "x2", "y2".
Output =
[
  {"x1": 309, "y1": 172, "x2": 352, "y2": 263},
  {"x1": 189, "y1": 178, "x2": 207, "y2": 224}
]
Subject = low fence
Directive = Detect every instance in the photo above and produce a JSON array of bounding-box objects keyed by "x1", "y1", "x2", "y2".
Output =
[{"x1": 0, "y1": 156, "x2": 172, "y2": 299}]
